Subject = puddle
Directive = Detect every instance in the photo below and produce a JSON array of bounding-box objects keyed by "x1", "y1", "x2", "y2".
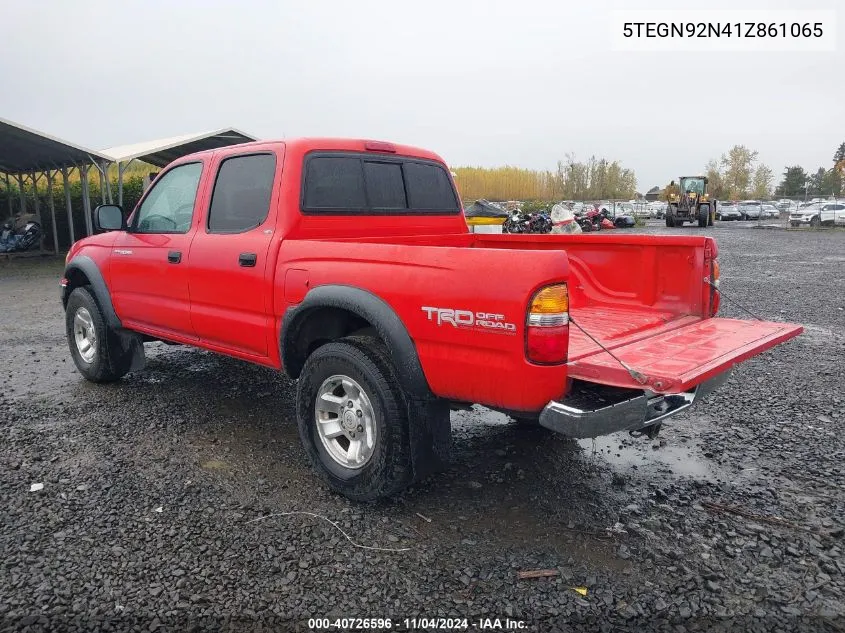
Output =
[
  {"x1": 577, "y1": 434, "x2": 716, "y2": 480},
  {"x1": 453, "y1": 406, "x2": 719, "y2": 482}
]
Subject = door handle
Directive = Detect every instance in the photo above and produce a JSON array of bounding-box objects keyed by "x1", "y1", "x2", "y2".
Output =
[
  {"x1": 168, "y1": 250, "x2": 182, "y2": 264},
  {"x1": 239, "y1": 252, "x2": 257, "y2": 267}
]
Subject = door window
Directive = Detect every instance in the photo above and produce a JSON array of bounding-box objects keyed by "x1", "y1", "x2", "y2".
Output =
[
  {"x1": 207, "y1": 154, "x2": 277, "y2": 233},
  {"x1": 134, "y1": 162, "x2": 203, "y2": 234}
]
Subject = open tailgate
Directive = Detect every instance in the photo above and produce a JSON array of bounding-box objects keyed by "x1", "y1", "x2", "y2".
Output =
[{"x1": 567, "y1": 318, "x2": 803, "y2": 394}]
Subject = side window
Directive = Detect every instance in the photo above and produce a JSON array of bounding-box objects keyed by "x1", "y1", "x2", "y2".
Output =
[
  {"x1": 208, "y1": 154, "x2": 276, "y2": 233},
  {"x1": 403, "y1": 162, "x2": 459, "y2": 211},
  {"x1": 134, "y1": 162, "x2": 203, "y2": 234},
  {"x1": 364, "y1": 161, "x2": 406, "y2": 209},
  {"x1": 304, "y1": 156, "x2": 366, "y2": 210}
]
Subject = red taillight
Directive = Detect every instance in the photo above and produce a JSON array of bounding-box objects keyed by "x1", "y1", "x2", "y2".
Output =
[
  {"x1": 526, "y1": 284, "x2": 569, "y2": 364},
  {"x1": 527, "y1": 325, "x2": 569, "y2": 363},
  {"x1": 364, "y1": 141, "x2": 396, "y2": 153},
  {"x1": 710, "y1": 259, "x2": 720, "y2": 316}
]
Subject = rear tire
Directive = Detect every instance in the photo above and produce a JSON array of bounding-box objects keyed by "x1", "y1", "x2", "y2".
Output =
[
  {"x1": 65, "y1": 287, "x2": 133, "y2": 383},
  {"x1": 296, "y1": 337, "x2": 414, "y2": 501}
]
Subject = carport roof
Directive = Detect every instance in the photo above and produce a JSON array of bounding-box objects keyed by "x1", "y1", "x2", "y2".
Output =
[
  {"x1": 99, "y1": 128, "x2": 257, "y2": 167},
  {"x1": 0, "y1": 117, "x2": 110, "y2": 174}
]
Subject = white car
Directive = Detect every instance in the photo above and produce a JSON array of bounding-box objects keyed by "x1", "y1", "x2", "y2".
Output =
[
  {"x1": 760, "y1": 204, "x2": 780, "y2": 219},
  {"x1": 789, "y1": 202, "x2": 845, "y2": 227}
]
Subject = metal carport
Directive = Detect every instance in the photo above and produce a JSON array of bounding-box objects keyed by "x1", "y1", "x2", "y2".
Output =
[
  {"x1": 0, "y1": 117, "x2": 111, "y2": 254},
  {"x1": 99, "y1": 128, "x2": 256, "y2": 207}
]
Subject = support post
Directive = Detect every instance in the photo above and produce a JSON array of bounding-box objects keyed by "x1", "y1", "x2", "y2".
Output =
[
  {"x1": 17, "y1": 174, "x2": 26, "y2": 215},
  {"x1": 47, "y1": 171, "x2": 59, "y2": 254},
  {"x1": 98, "y1": 164, "x2": 106, "y2": 204},
  {"x1": 4, "y1": 172, "x2": 12, "y2": 225},
  {"x1": 61, "y1": 167, "x2": 75, "y2": 244},
  {"x1": 31, "y1": 171, "x2": 42, "y2": 225},
  {"x1": 117, "y1": 158, "x2": 135, "y2": 208},
  {"x1": 104, "y1": 162, "x2": 113, "y2": 204},
  {"x1": 80, "y1": 164, "x2": 93, "y2": 236}
]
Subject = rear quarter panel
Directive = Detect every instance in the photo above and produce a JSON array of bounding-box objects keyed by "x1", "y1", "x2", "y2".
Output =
[{"x1": 275, "y1": 240, "x2": 571, "y2": 411}]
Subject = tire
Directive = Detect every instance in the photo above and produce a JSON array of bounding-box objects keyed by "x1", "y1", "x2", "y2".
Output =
[
  {"x1": 810, "y1": 215, "x2": 821, "y2": 228},
  {"x1": 698, "y1": 205, "x2": 709, "y2": 227},
  {"x1": 65, "y1": 286, "x2": 133, "y2": 383},
  {"x1": 296, "y1": 337, "x2": 413, "y2": 501}
]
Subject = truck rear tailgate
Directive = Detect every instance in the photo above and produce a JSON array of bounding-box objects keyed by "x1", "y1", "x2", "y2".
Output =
[{"x1": 567, "y1": 317, "x2": 803, "y2": 393}]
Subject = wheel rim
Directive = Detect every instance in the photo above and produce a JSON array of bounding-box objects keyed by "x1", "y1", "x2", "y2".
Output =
[
  {"x1": 314, "y1": 375, "x2": 377, "y2": 470},
  {"x1": 73, "y1": 307, "x2": 97, "y2": 363}
]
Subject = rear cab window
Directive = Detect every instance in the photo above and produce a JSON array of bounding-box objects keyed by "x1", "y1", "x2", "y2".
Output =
[{"x1": 302, "y1": 152, "x2": 459, "y2": 215}]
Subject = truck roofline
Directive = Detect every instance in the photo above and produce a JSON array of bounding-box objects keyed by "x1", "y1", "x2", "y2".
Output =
[{"x1": 172, "y1": 137, "x2": 449, "y2": 167}]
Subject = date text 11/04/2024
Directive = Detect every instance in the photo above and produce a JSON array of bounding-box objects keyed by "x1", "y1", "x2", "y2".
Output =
[
  {"x1": 622, "y1": 22, "x2": 823, "y2": 38},
  {"x1": 308, "y1": 617, "x2": 527, "y2": 630}
]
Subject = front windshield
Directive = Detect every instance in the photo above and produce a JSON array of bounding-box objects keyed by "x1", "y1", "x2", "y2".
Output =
[{"x1": 681, "y1": 178, "x2": 705, "y2": 195}]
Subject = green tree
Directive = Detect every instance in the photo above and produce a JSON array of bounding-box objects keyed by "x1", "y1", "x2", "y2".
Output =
[
  {"x1": 833, "y1": 142, "x2": 845, "y2": 165},
  {"x1": 808, "y1": 167, "x2": 826, "y2": 196},
  {"x1": 704, "y1": 159, "x2": 725, "y2": 198},
  {"x1": 751, "y1": 164, "x2": 774, "y2": 199},
  {"x1": 821, "y1": 169, "x2": 842, "y2": 196},
  {"x1": 775, "y1": 166, "x2": 807, "y2": 197},
  {"x1": 720, "y1": 145, "x2": 758, "y2": 198}
]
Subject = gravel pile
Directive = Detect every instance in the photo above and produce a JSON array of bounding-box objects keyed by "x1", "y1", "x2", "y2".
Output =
[{"x1": 1, "y1": 226, "x2": 843, "y2": 632}]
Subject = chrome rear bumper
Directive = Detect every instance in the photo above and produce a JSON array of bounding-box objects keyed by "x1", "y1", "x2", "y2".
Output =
[{"x1": 538, "y1": 371, "x2": 730, "y2": 439}]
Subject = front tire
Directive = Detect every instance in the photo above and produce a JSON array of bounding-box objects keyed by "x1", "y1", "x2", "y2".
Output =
[
  {"x1": 810, "y1": 215, "x2": 821, "y2": 228},
  {"x1": 65, "y1": 287, "x2": 133, "y2": 383},
  {"x1": 296, "y1": 337, "x2": 413, "y2": 501}
]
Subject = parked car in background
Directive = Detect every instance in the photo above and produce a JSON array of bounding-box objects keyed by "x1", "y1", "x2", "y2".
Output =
[
  {"x1": 789, "y1": 202, "x2": 845, "y2": 227},
  {"x1": 738, "y1": 200, "x2": 762, "y2": 219},
  {"x1": 716, "y1": 203, "x2": 742, "y2": 221},
  {"x1": 647, "y1": 202, "x2": 666, "y2": 218},
  {"x1": 760, "y1": 204, "x2": 780, "y2": 219}
]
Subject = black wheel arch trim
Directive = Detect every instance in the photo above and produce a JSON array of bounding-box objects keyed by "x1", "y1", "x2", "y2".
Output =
[
  {"x1": 63, "y1": 256, "x2": 122, "y2": 330},
  {"x1": 281, "y1": 285, "x2": 432, "y2": 400}
]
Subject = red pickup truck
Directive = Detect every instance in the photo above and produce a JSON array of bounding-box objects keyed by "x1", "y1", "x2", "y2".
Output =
[{"x1": 61, "y1": 138, "x2": 802, "y2": 500}]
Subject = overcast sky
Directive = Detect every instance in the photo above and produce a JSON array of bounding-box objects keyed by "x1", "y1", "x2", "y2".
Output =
[{"x1": 1, "y1": 0, "x2": 842, "y2": 190}]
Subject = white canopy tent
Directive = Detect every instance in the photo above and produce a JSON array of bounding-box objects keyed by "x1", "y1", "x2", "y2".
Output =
[
  {"x1": 99, "y1": 128, "x2": 256, "y2": 207},
  {"x1": 0, "y1": 117, "x2": 112, "y2": 252}
]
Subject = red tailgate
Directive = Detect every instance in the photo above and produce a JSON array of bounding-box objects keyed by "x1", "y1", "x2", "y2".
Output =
[{"x1": 567, "y1": 318, "x2": 803, "y2": 394}]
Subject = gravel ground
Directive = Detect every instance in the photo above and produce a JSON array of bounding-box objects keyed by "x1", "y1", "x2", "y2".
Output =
[{"x1": 1, "y1": 224, "x2": 844, "y2": 632}]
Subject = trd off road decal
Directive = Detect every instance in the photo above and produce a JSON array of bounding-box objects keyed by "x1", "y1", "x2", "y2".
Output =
[{"x1": 421, "y1": 306, "x2": 517, "y2": 334}]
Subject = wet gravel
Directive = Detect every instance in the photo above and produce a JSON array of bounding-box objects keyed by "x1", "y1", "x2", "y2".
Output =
[{"x1": 1, "y1": 224, "x2": 844, "y2": 632}]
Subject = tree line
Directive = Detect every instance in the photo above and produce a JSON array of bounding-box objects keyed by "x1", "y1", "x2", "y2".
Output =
[
  {"x1": 775, "y1": 142, "x2": 844, "y2": 198},
  {"x1": 453, "y1": 155, "x2": 637, "y2": 203},
  {"x1": 690, "y1": 143, "x2": 844, "y2": 201}
]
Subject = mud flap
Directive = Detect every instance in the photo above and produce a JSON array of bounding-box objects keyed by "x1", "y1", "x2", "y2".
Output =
[
  {"x1": 119, "y1": 331, "x2": 146, "y2": 371},
  {"x1": 407, "y1": 397, "x2": 451, "y2": 481}
]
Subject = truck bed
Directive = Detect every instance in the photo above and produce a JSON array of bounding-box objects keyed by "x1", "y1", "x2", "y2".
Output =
[{"x1": 292, "y1": 231, "x2": 802, "y2": 404}]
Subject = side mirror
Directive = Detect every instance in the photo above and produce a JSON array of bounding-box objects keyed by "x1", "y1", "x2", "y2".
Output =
[{"x1": 94, "y1": 204, "x2": 126, "y2": 232}]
